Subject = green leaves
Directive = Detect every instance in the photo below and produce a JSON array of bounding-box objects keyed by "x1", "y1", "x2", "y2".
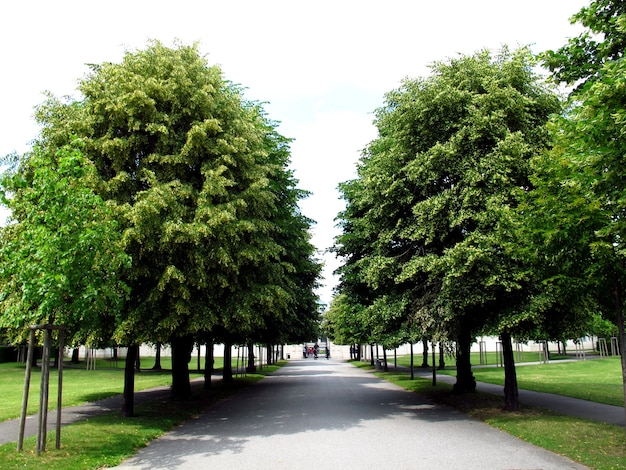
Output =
[
  {"x1": 2, "y1": 41, "x2": 321, "y2": 349},
  {"x1": 333, "y1": 47, "x2": 561, "y2": 346},
  {"x1": 541, "y1": 0, "x2": 626, "y2": 90},
  {"x1": 0, "y1": 143, "x2": 130, "y2": 345}
]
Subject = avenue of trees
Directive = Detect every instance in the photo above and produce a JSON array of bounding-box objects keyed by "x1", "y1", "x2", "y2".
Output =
[
  {"x1": 0, "y1": 41, "x2": 322, "y2": 415},
  {"x1": 326, "y1": 0, "x2": 626, "y2": 413}
]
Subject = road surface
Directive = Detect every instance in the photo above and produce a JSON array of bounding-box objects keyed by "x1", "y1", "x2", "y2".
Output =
[{"x1": 112, "y1": 359, "x2": 586, "y2": 469}]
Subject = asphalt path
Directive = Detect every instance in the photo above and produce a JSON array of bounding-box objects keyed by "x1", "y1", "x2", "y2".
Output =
[{"x1": 112, "y1": 359, "x2": 586, "y2": 469}]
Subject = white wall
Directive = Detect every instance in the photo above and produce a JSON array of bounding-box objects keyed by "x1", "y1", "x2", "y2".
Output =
[{"x1": 74, "y1": 336, "x2": 600, "y2": 361}]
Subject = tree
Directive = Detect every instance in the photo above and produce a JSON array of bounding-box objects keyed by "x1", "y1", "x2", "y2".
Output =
[
  {"x1": 333, "y1": 47, "x2": 560, "y2": 408},
  {"x1": 539, "y1": 0, "x2": 626, "y2": 423},
  {"x1": 542, "y1": 0, "x2": 626, "y2": 90},
  {"x1": 0, "y1": 142, "x2": 129, "y2": 347},
  {"x1": 28, "y1": 40, "x2": 319, "y2": 411},
  {"x1": 323, "y1": 294, "x2": 370, "y2": 348}
]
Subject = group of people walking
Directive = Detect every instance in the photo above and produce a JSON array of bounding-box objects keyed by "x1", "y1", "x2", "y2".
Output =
[{"x1": 302, "y1": 343, "x2": 330, "y2": 359}]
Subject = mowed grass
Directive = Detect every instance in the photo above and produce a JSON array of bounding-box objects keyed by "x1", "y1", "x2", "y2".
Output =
[
  {"x1": 0, "y1": 356, "x2": 234, "y2": 422},
  {"x1": 352, "y1": 361, "x2": 626, "y2": 470},
  {"x1": 440, "y1": 356, "x2": 623, "y2": 407},
  {"x1": 0, "y1": 363, "x2": 283, "y2": 470}
]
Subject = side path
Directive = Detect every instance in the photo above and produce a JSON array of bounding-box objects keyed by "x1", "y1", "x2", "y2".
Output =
[
  {"x1": 398, "y1": 364, "x2": 624, "y2": 427},
  {"x1": 0, "y1": 361, "x2": 622, "y2": 446},
  {"x1": 0, "y1": 376, "x2": 206, "y2": 446}
]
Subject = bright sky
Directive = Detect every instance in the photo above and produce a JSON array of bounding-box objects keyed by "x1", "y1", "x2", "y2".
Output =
[{"x1": 1, "y1": 0, "x2": 587, "y2": 306}]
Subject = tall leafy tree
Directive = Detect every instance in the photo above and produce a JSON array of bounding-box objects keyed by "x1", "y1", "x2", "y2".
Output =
[
  {"x1": 334, "y1": 48, "x2": 560, "y2": 408},
  {"x1": 537, "y1": 0, "x2": 626, "y2": 418},
  {"x1": 0, "y1": 142, "x2": 130, "y2": 346},
  {"x1": 29, "y1": 41, "x2": 319, "y2": 411}
]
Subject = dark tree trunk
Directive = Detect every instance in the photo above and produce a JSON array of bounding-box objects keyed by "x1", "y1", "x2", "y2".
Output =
[
  {"x1": 122, "y1": 345, "x2": 138, "y2": 417},
  {"x1": 204, "y1": 337, "x2": 214, "y2": 390},
  {"x1": 266, "y1": 344, "x2": 273, "y2": 365},
  {"x1": 151, "y1": 342, "x2": 162, "y2": 370},
  {"x1": 370, "y1": 344, "x2": 375, "y2": 367},
  {"x1": 501, "y1": 331, "x2": 519, "y2": 411},
  {"x1": 71, "y1": 348, "x2": 79, "y2": 364},
  {"x1": 246, "y1": 342, "x2": 256, "y2": 373},
  {"x1": 410, "y1": 343, "x2": 414, "y2": 380},
  {"x1": 453, "y1": 326, "x2": 476, "y2": 393},
  {"x1": 432, "y1": 341, "x2": 437, "y2": 386},
  {"x1": 223, "y1": 341, "x2": 233, "y2": 383},
  {"x1": 438, "y1": 343, "x2": 446, "y2": 370},
  {"x1": 171, "y1": 335, "x2": 194, "y2": 401},
  {"x1": 52, "y1": 347, "x2": 59, "y2": 368},
  {"x1": 421, "y1": 339, "x2": 429, "y2": 368},
  {"x1": 135, "y1": 347, "x2": 141, "y2": 371},
  {"x1": 356, "y1": 344, "x2": 361, "y2": 361},
  {"x1": 543, "y1": 341, "x2": 550, "y2": 361},
  {"x1": 382, "y1": 348, "x2": 388, "y2": 371},
  {"x1": 31, "y1": 347, "x2": 39, "y2": 367}
]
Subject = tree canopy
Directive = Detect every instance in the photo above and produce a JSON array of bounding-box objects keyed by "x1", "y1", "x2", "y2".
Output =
[
  {"x1": 331, "y1": 47, "x2": 561, "y2": 406},
  {"x1": 0, "y1": 40, "x2": 321, "y2": 407},
  {"x1": 0, "y1": 142, "x2": 130, "y2": 346},
  {"x1": 537, "y1": 0, "x2": 626, "y2": 415}
]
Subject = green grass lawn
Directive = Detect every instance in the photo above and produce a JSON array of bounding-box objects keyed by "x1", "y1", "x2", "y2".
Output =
[
  {"x1": 393, "y1": 354, "x2": 623, "y2": 406},
  {"x1": 353, "y1": 361, "x2": 626, "y2": 470},
  {"x1": 0, "y1": 364, "x2": 282, "y2": 470},
  {"x1": 394, "y1": 350, "x2": 572, "y2": 368},
  {"x1": 2, "y1": 357, "x2": 625, "y2": 469},
  {"x1": 0, "y1": 355, "x2": 240, "y2": 423}
]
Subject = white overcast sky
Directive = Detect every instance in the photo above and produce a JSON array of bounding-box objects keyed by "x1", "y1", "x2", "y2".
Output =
[{"x1": 0, "y1": 0, "x2": 587, "y2": 306}]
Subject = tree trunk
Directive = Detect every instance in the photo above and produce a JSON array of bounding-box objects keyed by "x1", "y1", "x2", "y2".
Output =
[
  {"x1": 410, "y1": 343, "x2": 414, "y2": 380},
  {"x1": 370, "y1": 344, "x2": 375, "y2": 367},
  {"x1": 438, "y1": 342, "x2": 446, "y2": 370},
  {"x1": 356, "y1": 344, "x2": 361, "y2": 361},
  {"x1": 31, "y1": 347, "x2": 39, "y2": 368},
  {"x1": 171, "y1": 335, "x2": 193, "y2": 401},
  {"x1": 223, "y1": 341, "x2": 233, "y2": 383},
  {"x1": 453, "y1": 326, "x2": 476, "y2": 393},
  {"x1": 266, "y1": 344, "x2": 273, "y2": 365},
  {"x1": 134, "y1": 347, "x2": 141, "y2": 372},
  {"x1": 501, "y1": 331, "x2": 519, "y2": 411},
  {"x1": 52, "y1": 347, "x2": 59, "y2": 368},
  {"x1": 421, "y1": 339, "x2": 429, "y2": 368},
  {"x1": 382, "y1": 348, "x2": 388, "y2": 371},
  {"x1": 122, "y1": 345, "x2": 138, "y2": 417},
  {"x1": 71, "y1": 348, "x2": 79, "y2": 364},
  {"x1": 613, "y1": 279, "x2": 626, "y2": 428},
  {"x1": 151, "y1": 342, "x2": 162, "y2": 370},
  {"x1": 204, "y1": 337, "x2": 214, "y2": 390},
  {"x1": 246, "y1": 342, "x2": 256, "y2": 373}
]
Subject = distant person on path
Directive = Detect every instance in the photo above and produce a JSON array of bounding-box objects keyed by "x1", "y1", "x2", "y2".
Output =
[
  {"x1": 303, "y1": 346, "x2": 307, "y2": 359},
  {"x1": 326, "y1": 345, "x2": 330, "y2": 359}
]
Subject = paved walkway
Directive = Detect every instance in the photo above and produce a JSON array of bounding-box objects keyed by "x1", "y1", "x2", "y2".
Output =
[
  {"x1": 110, "y1": 360, "x2": 587, "y2": 469},
  {"x1": 0, "y1": 358, "x2": 621, "y2": 464},
  {"x1": 407, "y1": 364, "x2": 625, "y2": 427}
]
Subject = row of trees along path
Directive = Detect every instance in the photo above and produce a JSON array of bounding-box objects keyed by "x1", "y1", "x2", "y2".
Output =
[
  {"x1": 0, "y1": 41, "x2": 322, "y2": 417},
  {"x1": 326, "y1": 0, "x2": 626, "y2": 422}
]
